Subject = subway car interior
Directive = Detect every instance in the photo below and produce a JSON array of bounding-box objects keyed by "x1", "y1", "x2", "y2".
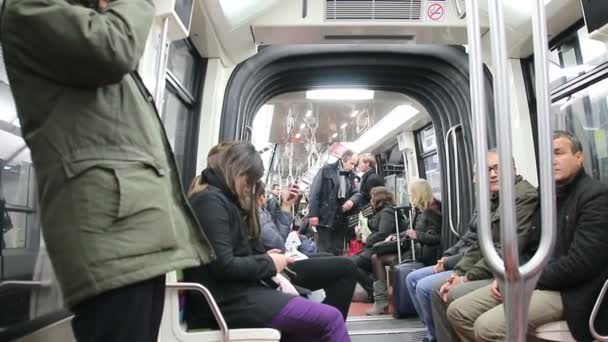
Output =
[{"x1": 1, "y1": 0, "x2": 607, "y2": 341}]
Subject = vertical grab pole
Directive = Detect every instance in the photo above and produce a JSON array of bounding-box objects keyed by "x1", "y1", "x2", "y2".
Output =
[
  {"x1": 467, "y1": 1, "x2": 557, "y2": 341},
  {"x1": 443, "y1": 126, "x2": 462, "y2": 238},
  {"x1": 486, "y1": 0, "x2": 525, "y2": 340}
]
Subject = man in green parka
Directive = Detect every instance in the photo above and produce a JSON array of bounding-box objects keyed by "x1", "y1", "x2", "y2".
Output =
[{"x1": 1, "y1": 0, "x2": 215, "y2": 340}]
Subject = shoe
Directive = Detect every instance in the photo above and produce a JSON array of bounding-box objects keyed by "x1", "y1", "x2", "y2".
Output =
[{"x1": 366, "y1": 280, "x2": 389, "y2": 315}]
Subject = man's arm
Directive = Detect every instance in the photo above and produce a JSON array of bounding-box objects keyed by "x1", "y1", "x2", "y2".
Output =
[
  {"x1": 538, "y1": 190, "x2": 608, "y2": 290},
  {"x1": 3, "y1": 0, "x2": 154, "y2": 86}
]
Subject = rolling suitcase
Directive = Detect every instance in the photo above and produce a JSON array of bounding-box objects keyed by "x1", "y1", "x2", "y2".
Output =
[{"x1": 392, "y1": 206, "x2": 425, "y2": 318}]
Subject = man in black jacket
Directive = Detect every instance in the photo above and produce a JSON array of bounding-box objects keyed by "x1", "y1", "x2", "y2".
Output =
[
  {"x1": 447, "y1": 131, "x2": 608, "y2": 341},
  {"x1": 348, "y1": 153, "x2": 383, "y2": 210},
  {"x1": 309, "y1": 150, "x2": 358, "y2": 255}
]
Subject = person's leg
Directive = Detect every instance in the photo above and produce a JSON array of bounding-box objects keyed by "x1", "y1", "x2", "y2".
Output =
[
  {"x1": 444, "y1": 283, "x2": 500, "y2": 342},
  {"x1": 472, "y1": 290, "x2": 563, "y2": 342},
  {"x1": 331, "y1": 224, "x2": 346, "y2": 256},
  {"x1": 366, "y1": 253, "x2": 397, "y2": 315},
  {"x1": 430, "y1": 275, "x2": 458, "y2": 342},
  {"x1": 405, "y1": 266, "x2": 436, "y2": 319},
  {"x1": 316, "y1": 227, "x2": 332, "y2": 254},
  {"x1": 71, "y1": 275, "x2": 166, "y2": 342},
  {"x1": 270, "y1": 296, "x2": 350, "y2": 342},
  {"x1": 413, "y1": 270, "x2": 453, "y2": 341},
  {"x1": 289, "y1": 256, "x2": 358, "y2": 320}
]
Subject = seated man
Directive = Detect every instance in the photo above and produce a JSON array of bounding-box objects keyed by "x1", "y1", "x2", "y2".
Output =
[
  {"x1": 405, "y1": 210, "x2": 478, "y2": 341},
  {"x1": 446, "y1": 131, "x2": 608, "y2": 342},
  {"x1": 429, "y1": 149, "x2": 539, "y2": 342}
]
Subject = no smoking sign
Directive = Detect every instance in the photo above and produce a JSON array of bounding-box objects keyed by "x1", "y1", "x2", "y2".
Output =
[{"x1": 427, "y1": 2, "x2": 445, "y2": 22}]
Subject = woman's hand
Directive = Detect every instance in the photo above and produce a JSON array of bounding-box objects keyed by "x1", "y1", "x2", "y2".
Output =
[{"x1": 267, "y1": 249, "x2": 295, "y2": 273}]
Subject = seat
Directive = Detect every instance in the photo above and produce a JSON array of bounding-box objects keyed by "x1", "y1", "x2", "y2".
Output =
[
  {"x1": 534, "y1": 321, "x2": 576, "y2": 342},
  {"x1": 158, "y1": 272, "x2": 281, "y2": 342}
]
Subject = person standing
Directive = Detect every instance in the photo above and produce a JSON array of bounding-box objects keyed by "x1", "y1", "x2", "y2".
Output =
[
  {"x1": 309, "y1": 150, "x2": 358, "y2": 255},
  {"x1": 1, "y1": 1, "x2": 214, "y2": 341}
]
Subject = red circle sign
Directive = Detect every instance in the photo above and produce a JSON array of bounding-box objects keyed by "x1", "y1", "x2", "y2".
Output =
[{"x1": 427, "y1": 3, "x2": 444, "y2": 21}]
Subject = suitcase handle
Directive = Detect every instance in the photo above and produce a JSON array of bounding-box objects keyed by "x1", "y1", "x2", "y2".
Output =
[{"x1": 394, "y1": 207, "x2": 416, "y2": 264}]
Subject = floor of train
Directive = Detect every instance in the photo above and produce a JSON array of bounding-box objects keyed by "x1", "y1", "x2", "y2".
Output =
[{"x1": 346, "y1": 294, "x2": 426, "y2": 341}]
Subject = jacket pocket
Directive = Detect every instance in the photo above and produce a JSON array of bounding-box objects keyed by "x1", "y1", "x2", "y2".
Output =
[{"x1": 66, "y1": 163, "x2": 179, "y2": 266}]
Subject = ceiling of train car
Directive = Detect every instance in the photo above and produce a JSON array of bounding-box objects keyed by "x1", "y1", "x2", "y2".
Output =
[{"x1": 192, "y1": 0, "x2": 582, "y2": 62}]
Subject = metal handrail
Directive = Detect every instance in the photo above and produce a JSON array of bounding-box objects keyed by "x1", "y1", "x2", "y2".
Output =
[
  {"x1": 165, "y1": 282, "x2": 230, "y2": 342},
  {"x1": 444, "y1": 124, "x2": 463, "y2": 238},
  {"x1": 0, "y1": 280, "x2": 51, "y2": 289},
  {"x1": 466, "y1": 0, "x2": 555, "y2": 341},
  {"x1": 453, "y1": 0, "x2": 466, "y2": 19},
  {"x1": 589, "y1": 277, "x2": 608, "y2": 341}
]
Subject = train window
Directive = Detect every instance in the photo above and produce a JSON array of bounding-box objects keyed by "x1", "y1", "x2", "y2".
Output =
[
  {"x1": 551, "y1": 77, "x2": 608, "y2": 184},
  {"x1": 167, "y1": 39, "x2": 198, "y2": 94},
  {"x1": 549, "y1": 24, "x2": 608, "y2": 90},
  {"x1": 415, "y1": 125, "x2": 441, "y2": 199},
  {"x1": 162, "y1": 87, "x2": 190, "y2": 171},
  {"x1": 162, "y1": 39, "x2": 206, "y2": 187}
]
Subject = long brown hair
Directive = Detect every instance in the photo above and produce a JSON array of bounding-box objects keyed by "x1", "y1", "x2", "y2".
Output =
[
  {"x1": 370, "y1": 186, "x2": 396, "y2": 211},
  {"x1": 213, "y1": 142, "x2": 265, "y2": 240},
  {"x1": 188, "y1": 142, "x2": 236, "y2": 198}
]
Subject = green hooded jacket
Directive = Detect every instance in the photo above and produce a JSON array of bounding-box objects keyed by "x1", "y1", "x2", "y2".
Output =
[{"x1": 1, "y1": 0, "x2": 214, "y2": 307}]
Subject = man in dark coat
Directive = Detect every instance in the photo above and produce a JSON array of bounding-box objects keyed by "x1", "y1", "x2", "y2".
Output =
[
  {"x1": 447, "y1": 131, "x2": 608, "y2": 342},
  {"x1": 348, "y1": 153, "x2": 384, "y2": 210},
  {"x1": 309, "y1": 150, "x2": 358, "y2": 255}
]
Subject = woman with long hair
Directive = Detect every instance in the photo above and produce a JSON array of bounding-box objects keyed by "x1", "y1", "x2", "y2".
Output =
[
  {"x1": 351, "y1": 187, "x2": 406, "y2": 312},
  {"x1": 367, "y1": 179, "x2": 442, "y2": 315},
  {"x1": 184, "y1": 142, "x2": 350, "y2": 342}
]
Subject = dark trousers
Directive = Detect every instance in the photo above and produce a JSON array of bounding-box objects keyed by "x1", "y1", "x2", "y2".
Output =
[
  {"x1": 289, "y1": 255, "x2": 357, "y2": 319},
  {"x1": 316, "y1": 225, "x2": 345, "y2": 256},
  {"x1": 431, "y1": 278, "x2": 491, "y2": 342},
  {"x1": 71, "y1": 275, "x2": 166, "y2": 342},
  {"x1": 351, "y1": 253, "x2": 374, "y2": 294}
]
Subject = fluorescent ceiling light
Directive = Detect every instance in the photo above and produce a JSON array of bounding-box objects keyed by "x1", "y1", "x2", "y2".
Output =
[
  {"x1": 306, "y1": 89, "x2": 374, "y2": 101},
  {"x1": 295, "y1": 133, "x2": 302, "y2": 139},
  {"x1": 351, "y1": 104, "x2": 420, "y2": 152},
  {"x1": 350, "y1": 110, "x2": 360, "y2": 118},
  {"x1": 300, "y1": 123, "x2": 306, "y2": 129},
  {"x1": 331, "y1": 132, "x2": 338, "y2": 138},
  {"x1": 305, "y1": 110, "x2": 313, "y2": 117},
  {"x1": 340, "y1": 123, "x2": 348, "y2": 129}
]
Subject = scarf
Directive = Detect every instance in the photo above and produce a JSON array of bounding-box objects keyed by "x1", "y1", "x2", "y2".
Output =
[{"x1": 337, "y1": 161, "x2": 350, "y2": 199}]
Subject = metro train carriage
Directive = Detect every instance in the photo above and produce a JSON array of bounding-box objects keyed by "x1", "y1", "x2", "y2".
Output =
[{"x1": 0, "y1": 0, "x2": 607, "y2": 341}]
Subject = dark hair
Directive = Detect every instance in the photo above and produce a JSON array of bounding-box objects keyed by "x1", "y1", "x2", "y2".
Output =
[
  {"x1": 271, "y1": 184, "x2": 279, "y2": 190},
  {"x1": 341, "y1": 149, "x2": 355, "y2": 162},
  {"x1": 214, "y1": 142, "x2": 265, "y2": 240},
  {"x1": 370, "y1": 186, "x2": 396, "y2": 211},
  {"x1": 553, "y1": 130, "x2": 583, "y2": 154},
  {"x1": 255, "y1": 180, "x2": 266, "y2": 199},
  {"x1": 354, "y1": 176, "x2": 361, "y2": 182}
]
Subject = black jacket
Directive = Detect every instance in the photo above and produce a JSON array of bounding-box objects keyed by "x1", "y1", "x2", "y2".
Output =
[
  {"x1": 308, "y1": 161, "x2": 356, "y2": 229},
  {"x1": 410, "y1": 203, "x2": 443, "y2": 265},
  {"x1": 184, "y1": 170, "x2": 292, "y2": 329},
  {"x1": 350, "y1": 169, "x2": 383, "y2": 208},
  {"x1": 358, "y1": 205, "x2": 406, "y2": 260},
  {"x1": 536, "y1": 170, "x2": 608, "y2": 341},
  {"x1": 441, "y1": 212, "x2": 479, "y2": 270}
]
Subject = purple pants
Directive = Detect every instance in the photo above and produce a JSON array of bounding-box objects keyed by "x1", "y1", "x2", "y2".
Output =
[{"x1": 270, "y1": 296, "x2": 350, "y2": 342}]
